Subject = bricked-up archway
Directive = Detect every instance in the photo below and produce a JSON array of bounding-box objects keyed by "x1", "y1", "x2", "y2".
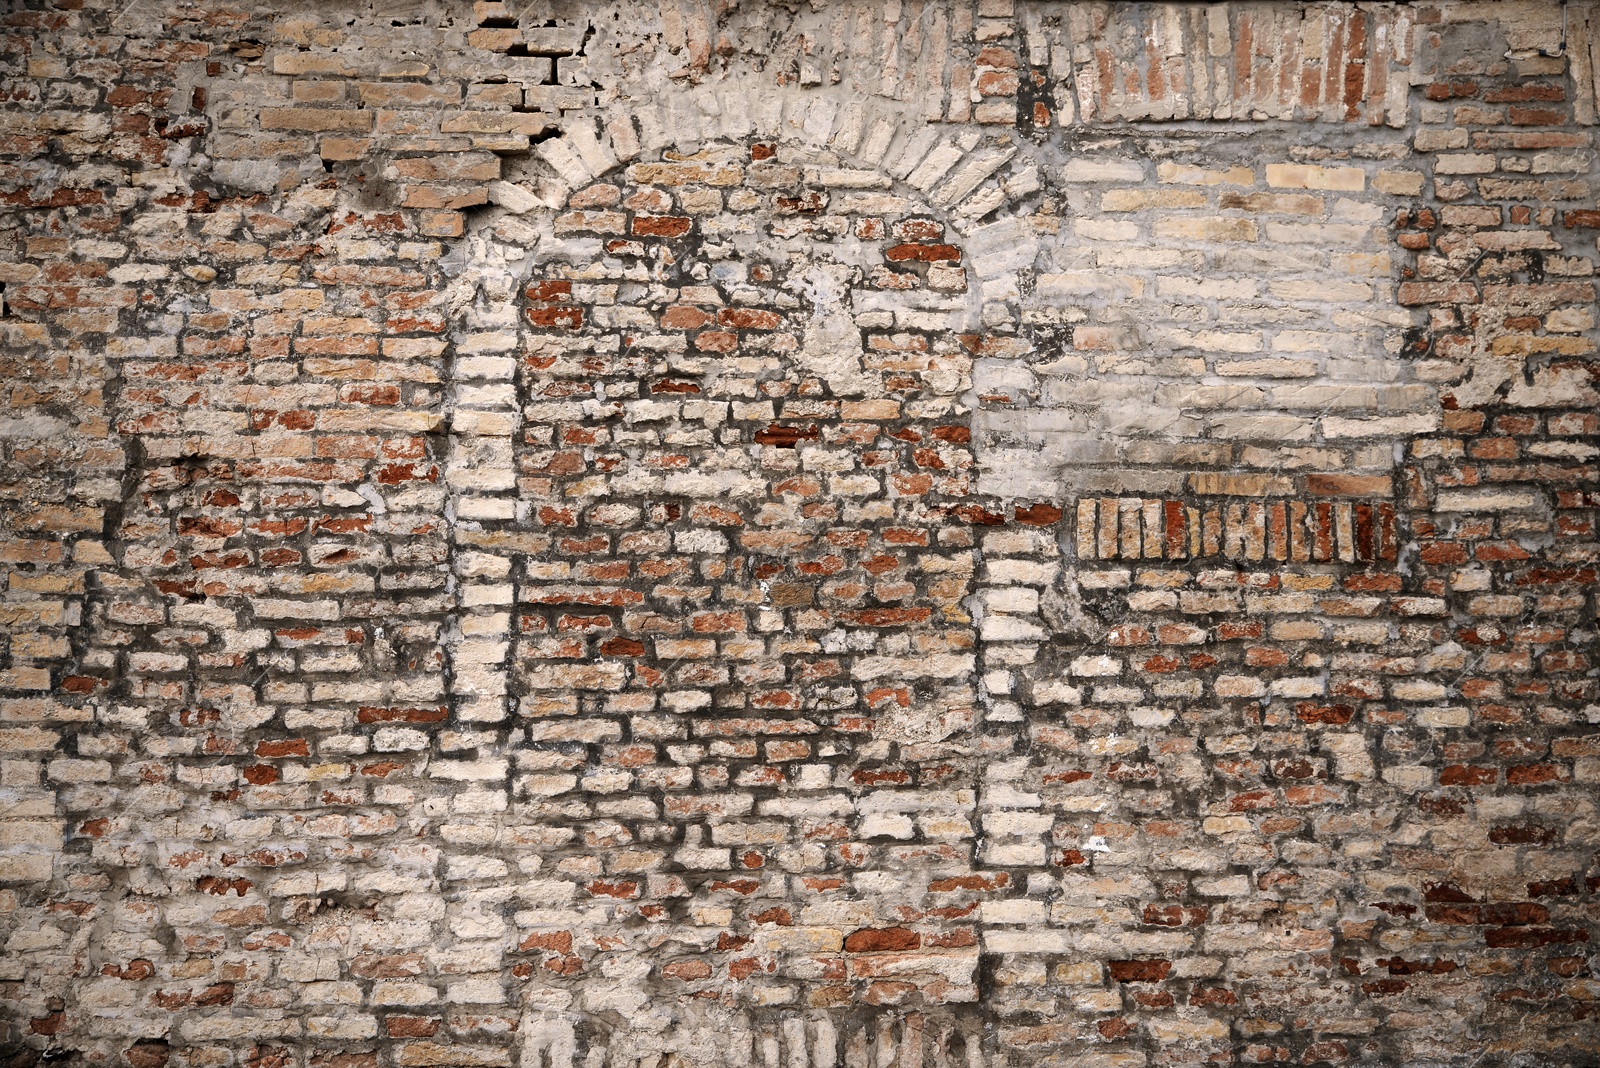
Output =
[{"x1": 444, "y1": 137, "x2": 995, "y2": 1033}]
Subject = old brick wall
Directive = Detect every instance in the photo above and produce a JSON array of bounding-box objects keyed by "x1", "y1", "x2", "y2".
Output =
[{"x1": 1, "y1": 0, "x2": 1598, "y2": 1065}]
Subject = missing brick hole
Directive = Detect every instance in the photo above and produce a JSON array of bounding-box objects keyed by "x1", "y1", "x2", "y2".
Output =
[
  {"x1": 283, "y1": 893, "x2": 381, "y2": 924},
  {"x1": 505, "y1": 42, "x2": 575, "y2": 58},
  {"x1": 461, "y1": 199, "x2": 493, "y2": 220}
]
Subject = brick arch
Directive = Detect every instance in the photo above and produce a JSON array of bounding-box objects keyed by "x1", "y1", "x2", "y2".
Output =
[{"x1": 520, "y1": 86, "x2": 1028, "y2": 220}]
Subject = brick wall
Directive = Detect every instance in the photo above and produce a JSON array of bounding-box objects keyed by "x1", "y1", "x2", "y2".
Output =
[{"x1": 1, "y1": 1, "x2": 1597, "y2": 1065}]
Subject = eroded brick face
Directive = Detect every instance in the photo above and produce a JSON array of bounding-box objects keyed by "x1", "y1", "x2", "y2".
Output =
[{"x1": 1, "y1": 1, "x2": 1597, "y2": 1066}]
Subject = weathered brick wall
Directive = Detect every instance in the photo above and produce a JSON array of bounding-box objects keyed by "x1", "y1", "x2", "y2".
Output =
[{"x1": 1, "y1": 1, "x2": 1597, "y2": 1065}]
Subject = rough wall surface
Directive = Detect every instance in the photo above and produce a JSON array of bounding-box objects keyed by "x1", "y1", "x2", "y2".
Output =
[{"x1": 1, "y1": 0, "x2": 1598, "y2": 1065}]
